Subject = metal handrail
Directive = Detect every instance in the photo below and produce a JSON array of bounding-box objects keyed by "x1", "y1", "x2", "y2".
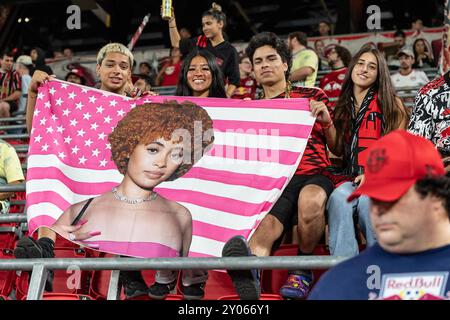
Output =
[
  {"x1": 0, "y1": 256, "x2": 347, "y2": 271},
  {"x1": 0, "y1": 124, "x2": 27, "y2": 131},
  {"x1": 0, "y1": 117, "x2": 26, "y2": 123},
  {"x1": 0, "y1": 134, "x2": 29, "y2": 140},
  {"x1": 0, "y1": 184, "x2": 26, "y2": 192},
  {"x1": 0, "y1": 256, "x2": 347, "y2": 300},
  {"x1": 0, "y1": 214, "x2": 26, "y2": 223}
]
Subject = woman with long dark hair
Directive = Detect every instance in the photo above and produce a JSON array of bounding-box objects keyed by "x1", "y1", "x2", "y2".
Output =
[
  {"x1": 147, "y1": 49, "x2": 226, "y2": 301},
  {"x1": 175, "y1": 49, "x2": 227, "y2": 98},
  {"x1": 167, "y1": 2, "x2": 239, "y2": 97},
  {"x1": 413, "y1": 38, "x2": 435, "y2": 68},
  {"x1": 326, "y1": 44, "x2": 409, "y2": 258}
]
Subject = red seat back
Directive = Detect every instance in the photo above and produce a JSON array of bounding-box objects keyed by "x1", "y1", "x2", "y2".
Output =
[
  {"x1": 218, "y1": 293, "x2": 283, "y2": 300},
  {"x1": 15, "y1": 247, "x2": 91, "y2": 300}
]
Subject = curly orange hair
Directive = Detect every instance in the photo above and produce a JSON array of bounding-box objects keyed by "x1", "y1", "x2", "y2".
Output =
[{"x1": 109, "y1": 101, "x2": 214, "y2": 180}]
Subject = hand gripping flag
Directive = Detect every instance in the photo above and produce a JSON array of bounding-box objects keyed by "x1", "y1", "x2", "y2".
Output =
[{"x1": 26, "y1": 80, "x2": 315, "y2": 258}]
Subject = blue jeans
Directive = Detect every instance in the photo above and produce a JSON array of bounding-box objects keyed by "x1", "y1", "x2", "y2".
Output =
[{"x1": 326, "y1": 182, "x2": 376, "y2": 257}]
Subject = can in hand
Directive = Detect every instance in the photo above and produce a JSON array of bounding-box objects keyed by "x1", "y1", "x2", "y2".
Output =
[{"x1": 161, "y1": 0, "x2": 173, "y2": 20}]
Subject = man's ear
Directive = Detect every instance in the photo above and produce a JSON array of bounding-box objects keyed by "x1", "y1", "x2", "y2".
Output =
[{"x1": 96, "y1": 64, "x2": 101, "y2": 77}]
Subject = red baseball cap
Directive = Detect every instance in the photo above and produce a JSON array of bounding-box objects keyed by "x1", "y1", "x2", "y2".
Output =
[{"x1": 348, "y1": 130, "x2": 445, "y2": 202}]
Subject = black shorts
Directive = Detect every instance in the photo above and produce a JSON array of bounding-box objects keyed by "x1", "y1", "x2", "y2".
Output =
[
  {"x1": 268, "y1": 174, "x2": 334, "y2": 232},
  {"x1": 5, "y1": 101, "x2": 18, "y2": 114}
]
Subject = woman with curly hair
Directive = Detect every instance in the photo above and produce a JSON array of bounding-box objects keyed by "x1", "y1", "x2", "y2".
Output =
[{"x1": 52, "y1": 101, "x2": 214, "y2": 300}]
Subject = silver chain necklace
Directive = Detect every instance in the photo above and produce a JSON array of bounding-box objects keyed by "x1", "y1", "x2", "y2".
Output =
[{"x1": 112, "y1": 187, "x2": 157, "y2": 204}]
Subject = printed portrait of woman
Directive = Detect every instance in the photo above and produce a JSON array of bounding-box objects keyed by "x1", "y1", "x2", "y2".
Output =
[{"x1": 50, "y1": 101, "x2": 214, "y2": 259}]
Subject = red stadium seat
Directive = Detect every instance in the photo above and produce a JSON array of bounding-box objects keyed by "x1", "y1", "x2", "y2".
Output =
[
  {"x1": 217, "y1": 293, "x2": 283, "y2": 300},
  {"x1": 15, "y1": 247, "x2": 91, "y2": 300},
  {"x1": 90, "y1": 253, "x2": 172, "y2": 300},
  {"x1": 21, "y1": 293, "x2": 93, "y2": 300},
  {"x1": 0, "y1": 232, "x2": 17, "y2": 298},
  {"x1": 196, "y1": 270, "x2": 238, "y2": 300},
  {"x1": 260, "y1": 244, "x2": 330, "y2": 295}
]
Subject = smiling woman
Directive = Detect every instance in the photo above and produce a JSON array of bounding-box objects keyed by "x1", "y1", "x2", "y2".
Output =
[
  {"x1": 175, "y1": 49, "x2": 227, "y2": 98},
  {"x1": 324, "y1": 44, "x2": 409, "y2": 259}
]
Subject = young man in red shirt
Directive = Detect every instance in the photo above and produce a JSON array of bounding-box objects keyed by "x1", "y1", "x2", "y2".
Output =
[{"x1": 222, "y1": 32, "x2": 339, "y2": 300}]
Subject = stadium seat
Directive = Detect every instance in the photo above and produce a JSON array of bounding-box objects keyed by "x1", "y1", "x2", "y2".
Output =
[
  {"x1": 197, "y1": 270, "x2": 238, "y2": 300},
  {"x1": 260, "y1": 244, "x2": 330, "y2": 295},
  {"x1": 15, "y1": 247, "x2": 92, "y2": 300},
  {"x1": 0, "y1": 249, "x2": 16, "y2": 298},
  {"x1": 90, "y1": 252, "x2": 175, "y2": 300},
  {"x1": 217, "y1": 293, "x2": 283, "y2": 300},
  {"x1": 21, "y1": 293, "x2": 93, "y2": 300}
]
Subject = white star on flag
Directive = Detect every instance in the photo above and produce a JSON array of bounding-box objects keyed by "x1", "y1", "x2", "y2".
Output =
[
  {"x1": 44, "y1": 101, "x2": 51, "y2": 108},
  {"x1": 104, "y1": 116, "x2": 112, "y2": 124},
  {"x1": 91, "y1": 123, "x2": 99, "y2": 131},
  {"x1": 75, "y1": 102, "x2": 84, "y2": 110},
  {"x1": 40, "y1": 118, "x2": 47, "y2": 125},
  {"x1": 117, "y1": 109, "x2": 125, "y2": 117},
  {"x1": 96, "y1": 106, "x2": 104, "y2": 114},
  {"x1": 41, "y1": 144, "x2": 49, "y2": 151},
  {"x1": 64, "y1": 136, "x2": 72, "y2": 144},
  {"x1": 84, "y1": 139, "x2": 93, "y2": 147},
  {"x1": 34, "y1": 109, "x2": 41, "y2": 117},
  {"x1": 99, "y1": 159, "x2": 107, "y2": 167},
  {"x1": 97, "y1": 132, "x2": 106, "y2": 140},
  {"x1": 68, "y1": 92, "x2": 76, "y2": 99},
  {"x1": 60, "y1": 83, "x2": 68, "y2": 89},
  {"x1": 51, "y1": 114, "x2": 58, "y2": 122},
  {"x1": 81, "y1": 88, "x2": 88, "y2": 93},
  {"x1": 106, "y1": 143, "x2": 111, "y2": 150},
  {"x1": 49, "y1": 87, "x2": 56, "y2": 95},
  {"x1": 62, "y1": 109, "x2": 71, "y2": 116},
  {"x1": 56, "y1": 126, "x2": 65, "y2": 133},
  {"x1": 71, "y1": 145, "x2": 80, "y2": 154},
  {"x1": 77, "y1": 129, "x2": 86, "y2": 137},
  {"x1": 58, "y1": 152, "x2": 66, "y2": 160},
  {"x1": 53, "y1": 139, "x2": 59, "y2": 146},
  {"x1": 46, "y1": 126, "x2": 54, "y2": 134},
  {"x1": 83, "y1": 113, "x2": 92, "y2": 120},
  {"x1": 55, "y1": 98, "x2": 64, "y2": 106},
  {"x1": 70, "y1": 119, "x2": 78, "y2": 126},
  {"x1": 92, "y1": 149, "x2": 100, "y2": 157},
  {"x1": 78, "y1": 156, "x2": 87, "y2": 165},
  {"x1": 109, "y1": 99, "x2": 117, "y2": 107},
  {"x1": 37, "y1": 92, "x2": 44, "y2": 100},
  {"x1": 89, "y1": 96, "x2": 97, "y2": 104},
  {"x1": 34, "y1": 135, "x2": 42, "y2": 143}
]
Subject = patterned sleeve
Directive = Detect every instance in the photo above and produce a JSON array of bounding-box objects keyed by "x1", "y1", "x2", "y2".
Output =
[{"x1": 407, "y1": 90, "x2": 435, "y2": 140}]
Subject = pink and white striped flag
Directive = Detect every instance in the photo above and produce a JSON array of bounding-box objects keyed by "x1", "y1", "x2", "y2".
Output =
[{"x1": 26, "y1": 80, "x2": 315, "y2": 258}]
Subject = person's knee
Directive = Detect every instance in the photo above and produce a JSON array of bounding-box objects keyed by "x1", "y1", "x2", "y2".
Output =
[
  {"x1": 252, "y1": 214, "x2": 284, "y2": 243},
  {"x1": 298, "y1": 185, "x2": 327, "y2": 224},
  {"x1": 0, "y1": 101, "x2": 10, "y2": 112}
]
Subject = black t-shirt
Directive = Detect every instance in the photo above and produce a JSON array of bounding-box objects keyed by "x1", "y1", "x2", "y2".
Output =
[{"x1": 180, "y1": 37, "x2": 240, "y2": 86}]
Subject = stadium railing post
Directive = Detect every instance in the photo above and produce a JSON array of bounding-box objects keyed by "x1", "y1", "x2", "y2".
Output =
[{"x1": 27, "y1": 264, "x2": 48, "y2": 300}]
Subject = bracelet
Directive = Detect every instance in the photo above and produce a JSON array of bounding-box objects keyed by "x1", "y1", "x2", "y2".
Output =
[
  {"x1": 169, "y1": 26, "x2": 177, "y2": 28},
  {"x1": 322, "y1": 121, "x2": 333, "y2": 130}
]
